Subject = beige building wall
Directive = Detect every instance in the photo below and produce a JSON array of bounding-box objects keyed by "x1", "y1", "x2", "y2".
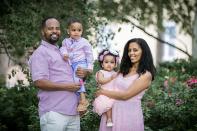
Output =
[
  {"x1": 0, "y1": 53, "x2": 14, "y2": 75},
  {"x1": 94, "y1": 22, "x2": 192, "y2": 66}
]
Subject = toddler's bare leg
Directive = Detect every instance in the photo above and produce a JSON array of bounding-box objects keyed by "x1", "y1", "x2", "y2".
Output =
[
  {"x1": 77, "y1": 92, "x2": 89, "y2": 112},
  {"x1": 106, "y1": 109, "x2": 113, "y2": 127}
]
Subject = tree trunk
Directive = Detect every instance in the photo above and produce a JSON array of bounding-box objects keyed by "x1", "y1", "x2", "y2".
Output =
[
  {"x1": 156, "y1": 1, "x2": 164, "y2": 65},
  {"x1": 156, "y1": 32, "x2": 164, "y2": 65},
  {"x1": 192, "y1": 9, "x2": 197, "y2": 59}
]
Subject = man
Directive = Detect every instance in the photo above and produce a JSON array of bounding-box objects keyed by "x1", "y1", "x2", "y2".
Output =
[{"x1": 29, "y1": 17, "x2": 89, "y2": 131}]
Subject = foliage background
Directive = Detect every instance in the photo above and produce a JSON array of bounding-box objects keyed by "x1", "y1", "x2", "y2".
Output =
[
  {"x1": 0, "y1": 0, "x2": 101, "y2": 60},
  {"x1": 0, "y1": 59, "x2": 197, "y2": 131},
  {"x1": 0, "y1": 0, "x2": 197, "y2": 131},
  {"x1": 0, "y1": 0, "x2": 196, "y2": 60}
]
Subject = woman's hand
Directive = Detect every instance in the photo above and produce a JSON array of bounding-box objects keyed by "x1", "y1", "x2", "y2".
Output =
[{"x1": 95, "y1": 88, "x2": 104, "y2": 97}]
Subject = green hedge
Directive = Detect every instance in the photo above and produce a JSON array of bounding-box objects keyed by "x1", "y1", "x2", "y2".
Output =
[
  {"x1": 0, "y1": 59, "x2": 196, "y2": 131},
  {"x1": 0, "y1": 86, "x2": 39, "y2": 131},
  {"x1": 142, "y1": 59, "x2": 197, "y2": 131}
]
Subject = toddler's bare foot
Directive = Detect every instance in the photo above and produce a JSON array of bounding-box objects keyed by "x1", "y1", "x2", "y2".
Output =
[
  {"x1": 77, "y1": 99, "x2": 89, "y2": 112},
  {"x1": 106, "y1": 119, "x2": 113, "y2": 127}
]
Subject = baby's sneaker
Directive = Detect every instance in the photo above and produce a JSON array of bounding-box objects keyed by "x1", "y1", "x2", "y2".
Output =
[{"x1": 106, "y1": 121, "x2": 113, "y2": 127}]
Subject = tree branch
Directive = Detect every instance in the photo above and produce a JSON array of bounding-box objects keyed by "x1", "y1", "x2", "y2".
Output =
[
  {"x1": 125, "y1": 18, "x2": 192, "y2": 58},
  {"x1": 0, "y1": 38, "x2": 16, "y2": 63}
]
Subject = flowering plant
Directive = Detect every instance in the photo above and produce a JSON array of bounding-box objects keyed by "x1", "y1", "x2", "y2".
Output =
[{"x1": 186, "y1": 76, "x2": 197, "y2": 88}]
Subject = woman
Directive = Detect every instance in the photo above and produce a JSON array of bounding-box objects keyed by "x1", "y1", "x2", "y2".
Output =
[{"x1": 97, "y1": 38, "x2": 156, "y2": 131}]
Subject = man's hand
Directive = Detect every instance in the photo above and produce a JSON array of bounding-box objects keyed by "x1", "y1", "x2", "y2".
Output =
[
  {"x1": 76, "y1": 67, "x2": 92, "y2": 79},
  {"x1": 66, "y1": 83, "x2": 81, "y2": 92},
  {"x1": 63, "y1": 54, "x2": 69, "y2": 61}
]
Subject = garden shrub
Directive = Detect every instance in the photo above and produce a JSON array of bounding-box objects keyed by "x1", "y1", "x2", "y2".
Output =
[
  {"x1": 143, "y1": 59, "x2": 197, "y2": 131},
  {"x1": 0, "y1": 85, "x2": 39, "y2": 131},
  {"x1": 0, "y1": 59, "x2": 196, "y2": 131}
]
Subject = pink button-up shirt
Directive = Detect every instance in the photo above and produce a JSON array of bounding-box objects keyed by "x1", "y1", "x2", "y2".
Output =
[{"x1": 28, "y1": 40, "x2": 78, "y2": 116}]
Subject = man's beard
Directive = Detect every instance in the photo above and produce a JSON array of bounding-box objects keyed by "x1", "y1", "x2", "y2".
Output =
[{"x1": 45, "y1": 33, "x2": 59, "y2": 44}]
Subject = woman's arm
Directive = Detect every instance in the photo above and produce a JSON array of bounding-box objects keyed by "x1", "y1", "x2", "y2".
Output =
[{"x1": 97, "y1": 71, "x2": 152, "y2": 100}]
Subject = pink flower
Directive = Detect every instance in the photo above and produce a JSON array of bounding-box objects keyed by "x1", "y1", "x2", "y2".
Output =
[
  {"x1": 175, "y1": 98, "x2": 184, "y2": 106},
  {"x1": 164, "y1": 80, "x2": 169, "y2": 89},
  {"x1": 186, "y1": 76, "x2": 197, "y2": 88}
]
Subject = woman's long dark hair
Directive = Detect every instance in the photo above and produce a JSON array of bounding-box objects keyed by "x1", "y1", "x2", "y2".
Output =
[{"x1": 119, "y1": 38, "x2": 156, "y2": 80}]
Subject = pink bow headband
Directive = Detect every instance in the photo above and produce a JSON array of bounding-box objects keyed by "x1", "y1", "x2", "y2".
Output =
[{"x1": 98, "y1": 50, "x2": 119, "y2": 63}]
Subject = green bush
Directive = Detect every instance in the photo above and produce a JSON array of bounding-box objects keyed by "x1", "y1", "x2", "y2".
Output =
[
  {"x1": 80, "y1": 60, "x2": 101, "y2": 131},
  {"x1": 142, "y1": 59, "x2": 197, "y2": 131},
  {"x1": 0, "y1": 59, "x2": 196, "y2": 131},
  {"x1": 0, "y1": 85, "x2": 39, "y2": 131}
]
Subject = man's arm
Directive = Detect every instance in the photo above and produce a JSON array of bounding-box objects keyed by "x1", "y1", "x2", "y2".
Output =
[{"x1": 34, "y1": 79, "x2": 80, "y2": 91}]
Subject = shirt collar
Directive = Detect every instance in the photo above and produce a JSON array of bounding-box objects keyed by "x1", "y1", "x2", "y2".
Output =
[
  {"x1": 69, "y1": 37, "x2": 81, "y2": 42},
  {"x1": 41, "y1": 40, "x2": 59, "y2": 50}
]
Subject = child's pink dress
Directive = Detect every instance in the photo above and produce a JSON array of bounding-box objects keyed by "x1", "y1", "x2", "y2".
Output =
[
  {"x1": 99, "y1": 73, "x2": 145, "y2": 131},
  {"x1": 93, "y1": 70, "x2": 117, "y2": 116}
]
